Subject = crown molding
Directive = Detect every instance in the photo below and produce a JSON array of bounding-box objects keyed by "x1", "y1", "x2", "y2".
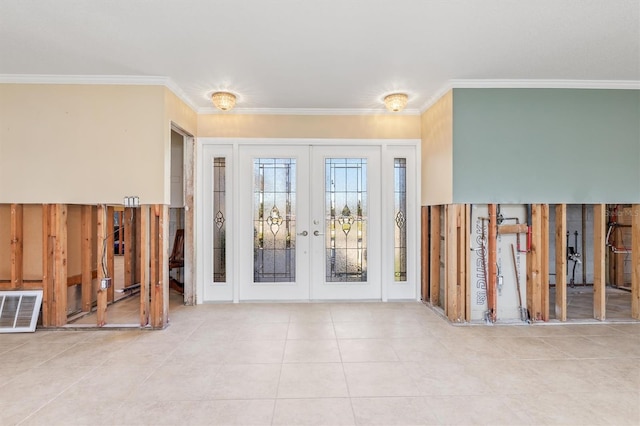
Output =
[
  {"x1": 198, "y1": 107, "x2": 421, "y2": 116},
  {"x1": 0, "y1": 74, "x2": 199, "y2": 112},
  {"x1": 420, "y1": 79, "x2": 640, "y2": 113}
]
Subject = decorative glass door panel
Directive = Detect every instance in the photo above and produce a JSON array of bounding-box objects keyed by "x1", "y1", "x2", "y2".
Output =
[
  {"x1": 238, "y1": 146, "x2": 310, "y2": 301},
  {"x1": 325, "y1": 158, "x2": 368, "y2": 282},
  {"x1": 311, "y1": 146, "x2": 381, "y2": 300},
  {"x1": 253, "y1": 158, "x2": 296, "y2": 282}
]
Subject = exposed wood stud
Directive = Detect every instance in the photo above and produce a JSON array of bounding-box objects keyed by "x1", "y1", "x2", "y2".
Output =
[
  {"x1": 445, "y1": 205, "x2": 459, "y2": 321},
  {"x1": 140, "y1": 205, "x2": 150, "y2": 326},
  {"x1": 421, "y1": 207, "x2": 429, "y2": 301},
  {"x1": 118, "y1": 211, "x2": 124, "y2": 255},
  {"x1": 429, "y1": 205, "x2": 441, "y2": 307},
  {"x1": 487, "y1": 204, "x2": 498, "y2": 323},
  {"x1": 593, "y1": 204, "x2": 606, "y2": 320},
  {"x1": 52, "y1": 204, "x2": 68, "y2": 327},
  {"x1": 81, "y1": 205, "x2": 93, "y2": 312},
  {"x1": 124, "y1": 207, "x2": 135, "y2": 287},
  {"x1": 555, "y1": 204, "x2": 567, "y2": 321},
  {"x1": 149, "y1": 205, "x2": 159, "y2": 326},
  {"x1": 631, "y1": 204, "x2": 639, "y2": 319},
  {"x1": 527, "y1": 204, "x2": 543, "y2": 321},
  {"x1": 183, "y1": 135, "x2": 195, "y2": 306},
  {"x1": 106, "y1": 206, "x2": 115, "y2": 302},
  {"x1": 42, "y1": 204, "x2": 54, "y2": 326},
  {"x1": 497, "y1": 224, "x2": 529, "y2": 235},
  {"x1": 462, "y1": 204, "x2": 470, "y2": 321},
  {"x1": 159, "y1": 204, "x2": 169, "y2": 327},
  {"x1": 541, "y1": 204, "x2": 550, "y2": 321},
  {"x1": 96, "y1": 205, "x2": 108, "y2": 327},
  {"x1": 10, "y1": 204, "x2": 24, "y2": 289}
]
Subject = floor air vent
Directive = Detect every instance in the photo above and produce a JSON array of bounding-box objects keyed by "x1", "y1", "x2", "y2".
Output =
[{"x1": 0, "y1": 290, "x2": 43, "y2": 333}]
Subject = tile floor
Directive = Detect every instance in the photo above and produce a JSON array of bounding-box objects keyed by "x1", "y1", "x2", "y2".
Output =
[{"x1": 1, "y1": 297, "x2": 639, "y2": 425}]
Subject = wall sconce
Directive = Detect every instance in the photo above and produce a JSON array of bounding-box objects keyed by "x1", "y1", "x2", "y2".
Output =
[
  {"x1": 384, "y1": 93, "x2": 408, "y2": 112},
  {"x1": 211, "y1": 91, "x2": 237, "y2": 111}
]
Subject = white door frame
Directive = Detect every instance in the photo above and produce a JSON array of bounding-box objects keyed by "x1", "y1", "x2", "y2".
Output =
[{"x1": 196, "y1": 138, "x2": 421, "y2": 303}]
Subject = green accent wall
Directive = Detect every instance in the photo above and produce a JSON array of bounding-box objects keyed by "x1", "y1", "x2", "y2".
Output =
[{"x1": 452, "y1": 88, "x2": 640, "y2": 203}]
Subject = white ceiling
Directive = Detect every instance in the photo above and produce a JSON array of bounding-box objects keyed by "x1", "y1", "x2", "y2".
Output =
[{"x1": 1, "y1": 0, "x2": 638, "y2": 113}]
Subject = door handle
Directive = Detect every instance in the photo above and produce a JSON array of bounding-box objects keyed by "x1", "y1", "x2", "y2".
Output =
[
  {"x1": 313, "y1": 230, "x2": 325, "y2": 236},
  {"x1": 297, "y1": 231, "x2": 308, "y2": 236}
]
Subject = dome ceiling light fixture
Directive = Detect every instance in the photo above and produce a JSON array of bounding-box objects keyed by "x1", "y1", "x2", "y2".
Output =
[
  {"x1": 211, "y1": 91, "x2": 237, "y2": 111},
  {"x1": 383, "y1": 93, "x2": 408, "y2": 112}
]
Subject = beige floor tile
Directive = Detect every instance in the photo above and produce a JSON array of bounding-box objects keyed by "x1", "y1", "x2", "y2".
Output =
[
  {"x1": 277, "y1": 363, "x2": 349, "y2": 398},
  {"x1": 406, "y1": 360, "x2": 489, "y2": 396},
  {"x1": 287, "y1": 322, "x2": 337, "y2": 339},
  {"x1": 283, "y1": 339, "x2": 342, "y2": 363},
  {"x1": 338, "y1": 339, "x2": 399, "y2": 362},
  {"x1": 235, "y1": 322, "x2": 290, "y2": 340},
  {"x1": 343, "y1": 362, "x2": 419, "y2": 397},
  {"x1": 510, "y1": 392, "x2": 611, "y2": 425},
  {"x1": 208, "y1": 364, "x2": 281, "y2": 399},
  {"x1": 273, "y1": 398, "x2": 355, "y2": 425},
  {"x1": 0, "y1": 400, "x2": 49, "y2": 426},
  {"x1": 351, "y1": 396, "x2": 440, "y2": 425},
  {"x1": 388, "y1": 337, "x2": 453, "y2": 361},
  {"x1": 221, "y1": 339, "x2": 285, "y2": 364},
  {"x1": 333, "y1": 321, "x2": 389, "y2": 339},
  {"x1": 187, "y1": 399, "x2": 275, "y2": 426},
  {"x1": 20, "y1": 397, "x2": 124, "y2": 426},
  {"x1": 428, "y1": 395, "x2": 528, "y2": 425},
  {"x1": 4, "y1": 300, "x2": 638, "y2": 425},
  {"x1": 288, "y1": 309, "x2": 333, "y2": 323}
]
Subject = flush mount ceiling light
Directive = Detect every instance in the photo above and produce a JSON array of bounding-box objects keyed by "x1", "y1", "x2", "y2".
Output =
[
  {"x1": 383, "y1": 93, "x2": 408, "y2": 112},
  {"x1": 211, "y1": 91, "x2": 237, "y2": 111}
]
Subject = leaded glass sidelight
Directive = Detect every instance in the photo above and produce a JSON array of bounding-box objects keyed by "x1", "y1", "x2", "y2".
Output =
[
  {"x1": 394, "y1": 158, "x2": 407, "y2": 281},
  {"x1": 253, "y1": 158, "x2": 296, "y2": 282},
  {"x1": 325, "y1": 158, "x2": 367, "y2": 282},
  {"x1": 213, "y1": 157, "x2": 226, "y2": 282}
]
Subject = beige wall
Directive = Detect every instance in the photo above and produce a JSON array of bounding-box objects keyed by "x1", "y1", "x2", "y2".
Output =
[
  {"x1": 198, "y1": 114, "x2": 421, "y2": 139},
  {"x1": 421, "y1": 91, "x2": 453, "y2": 205},
  {"x1": 0, "y1": 84, "x2": 167, "y2": 204}
]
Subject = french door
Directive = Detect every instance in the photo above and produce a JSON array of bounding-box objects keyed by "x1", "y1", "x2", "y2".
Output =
[
  {"x1": 238, "y1": 145, "x2": 380, "y2": 300},
  {"x1": 200, "y1": 140, "x2": 418, "y2": 302}
]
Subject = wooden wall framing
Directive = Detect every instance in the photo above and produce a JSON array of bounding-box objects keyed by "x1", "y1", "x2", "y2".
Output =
[{"x1": 631, "y1": 204, "x2": 639, "y2": 319}]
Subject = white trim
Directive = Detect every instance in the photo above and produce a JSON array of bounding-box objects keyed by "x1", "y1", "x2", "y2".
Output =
[
  {"x1": 198, "y1": 107, "x2": 421, "y2": 116},
  {"x1": 0, "y1": 74, "x2": 199, "y2": 112},
  {"x1": 420, "y1": 79, "x2": 640, "y2": 112}
]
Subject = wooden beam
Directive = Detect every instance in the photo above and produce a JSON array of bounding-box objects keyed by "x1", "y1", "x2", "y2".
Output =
[
  {"x1": 429, "y1": 206, "x2": 441, "y2": 307},
  {"x1": 149, "y1": 205, "x2": 158, "y2": 326},
  {"x1": 150, "y1": 204, "x2": 169, "y2": 329},
  {"x1": 96, "y1": 205, "x2": 108, "y2": 327},
  {"x1": 106, "y1": 206, "x2": 115, "y2": 302},
  {"x1": 421, "y1": 207, "x2": 429, "y2": 301},
  {"x1": 540, "y1": 204, "x2": 550, "y2": 321},
  {"x1": 445, "y1": 205, "x2": 460, "y2": 322},
  {"x1": 81, "y1": 205, "x2": 93, "y2": 312},
  {"x1": 159, "y1": 204, "x2": 169, "y2": 326},
  {"x1": 118, "y1": 211, "x2": 124, "y2": 255},
  {"x1": 183, "y1": 135, "x2": 195, "y2": 306},
  {"x1": 497, "y1": 224, "x2": 529, "y2": 235},
  {"x1": 124, "y1": 207, "x2": 135, "y2": 287},
  {"x1": 41, "y1": 204, "x2": 54, "y2": 326},
  {"x1": 140, "y1": 205, "x2": 150, "y2": 326},
  {"x1": 527, "y1": 204, "x2": 543, "y2": 321},
  {"x1": 631, "y1": 204, "x2": 639, "y2": 319},
  {"x1": 460, "y1": 204, "x2": 469, "y2": 321},
  {"x1": 487, "y1": 204, "x2": 498, "y2": 323},
  {"x1": 593, "y1": 204, "x2": 606, "y2": 320},
  {"x1": 465, "y1": 204, "x2": 472, "y2": 321},
  {"x1": 555, "y1": 204, "x2": 567, "y2": 321},
  {"x1": 10, "y1": 204, "x2": 24, "y2": 289},
  {"x1": 135, "y1": 207, "x2": 142, "y2": 284},
  {"x1": 67, "y1": 270, "x2": 98, "y2": 286},
  {"x1": 52, "y1": 204, "x2": 68, "y2": 326}
]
